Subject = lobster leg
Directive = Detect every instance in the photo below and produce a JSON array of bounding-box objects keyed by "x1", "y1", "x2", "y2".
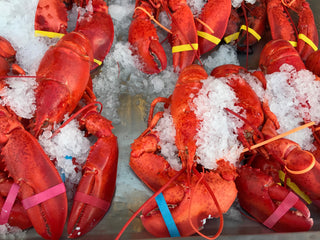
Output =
[{"x1": 67, "y1": 109, "x2": 118, "y2": 238}]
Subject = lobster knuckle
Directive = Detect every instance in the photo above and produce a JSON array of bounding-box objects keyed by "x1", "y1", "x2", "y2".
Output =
[{"x1": 131, "y1": 133, "x2": 159, "y2": 157}]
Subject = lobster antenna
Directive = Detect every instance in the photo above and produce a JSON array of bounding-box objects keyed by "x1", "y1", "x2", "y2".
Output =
[
  {"x1": 189, "y1": 166, "x2": 224, "y2": 239},
  {"x1": 241, "y1": 2, "x2": 249, "y2": 69},
  {"x1": 114, "y1": 167, "x2": 186, "y2": 240}
]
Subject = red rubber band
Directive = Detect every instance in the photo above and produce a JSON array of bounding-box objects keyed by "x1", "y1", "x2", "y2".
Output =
[
  {"x1": 263, "y1": 191, "x2": 299, "y2": 229},
  {"x1": 21, "y1": 182, "x2": 66, "y2": 210},
  {"x1": 74, "y1": 192, "x2": 110, "y2": 211},
  {"x1": 0, "y1": 183, "x2": 20, "y2": 224}
]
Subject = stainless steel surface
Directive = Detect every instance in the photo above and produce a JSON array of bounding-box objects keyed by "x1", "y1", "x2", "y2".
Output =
[{"x1": 13, "y1": 0, "x2": 320, "y2": 239}]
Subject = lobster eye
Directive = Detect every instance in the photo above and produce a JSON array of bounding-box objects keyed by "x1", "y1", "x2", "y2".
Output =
[{"x1": 41, "y1": 120, "x2": 50, "y2": 128}]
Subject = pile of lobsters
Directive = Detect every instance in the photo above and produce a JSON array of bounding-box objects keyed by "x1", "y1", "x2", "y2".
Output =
[{"x1": 1, "y1": 0, "x2": 320, "y2": 239}]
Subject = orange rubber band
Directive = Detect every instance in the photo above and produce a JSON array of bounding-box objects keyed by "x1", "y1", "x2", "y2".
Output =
[
  {"x1": 242, "y1": 121, "x2": 315, "y2": 153},
  {"x1": 285, "y1": 152, "x2": 316, "y2": 175}
]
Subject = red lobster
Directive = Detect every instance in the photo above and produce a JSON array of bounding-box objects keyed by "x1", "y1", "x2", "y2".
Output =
[
  {"x1": 266, "y1": 0, "x2": 318, "y2": 61},
  {"x1": 211, "y1": 62, "x2": 314, "y2": 232},
  {"x1": 33, "y1": 0, "x2": 118, "y2": 238},
  {"x1": 0, "y1": 0, "x2": 118, "y2": 238},
  {"x1": 258, "y1": 39, "x2": 320, "y2": 202},
  {"x1": 0, "y1": 37, "x2": 68, "y2": 239},
  {"x1": 117, "y1": 64, "x2": 238, "y2": 238}
]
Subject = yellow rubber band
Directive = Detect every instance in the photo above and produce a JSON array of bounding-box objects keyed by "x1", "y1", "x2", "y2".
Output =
[
  {"x1": 197, "y1": 31, "x2": 221, "y2": 45},
  {"x1": 35, "y1": 30, "x2": 65, "y2": 39},
  {"x1": 224, "y1": 32, "x2": 240, "y2": 44},
  {"x1": 285, "y1": 152, "x2": 316, "y2": 175},
  {"x1": 289, "y1": 41, "x2": 298, "y2": 47},
  {"x1": 278, "y1": 170, "x2": 312, "y2": 204},
  {"x1": 239, "y1": 25, "x2": 261, "y2": 41},
  {"x1": 93, "y1": 58, "x2": 102, "y2": 66},
  {"x1": 298, "y1": 33, "x2": 318, "y2": 51},
  {"x1": 172, "y1": 43, "x2": 198, "y2": 53}
]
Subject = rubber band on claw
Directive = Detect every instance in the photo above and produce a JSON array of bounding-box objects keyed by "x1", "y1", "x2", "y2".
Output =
[
  {"x1": 172, "y1": 43, "x2": 198, "y2": 53},
  {"x1": 0, "y1": 183, "x2": 20, "y2": 224},
  {"x1": 263, "y1": 192, "x2": 299, "y2": 229},
  {"x1": 299, "y1": 34, "x2": 318, "y2": 51},
  {"x1": 197, "y1": 31, "x2": 221, "y2": 45},
  {"x1": 155, "y1": 192, "x2": 181, "y2": 237},
  {"x1": 74, "y1": 192, "x2": 110, "y2": 211},
  {"x1": 22, "y1": 182, "x2": 66, "y2": 209},
  {"x1": 239, "y1": 25, "x2": 261, "y2": 41},
  {"x1": 34, "y1": 30, "x2": 103, "y2": 66}
]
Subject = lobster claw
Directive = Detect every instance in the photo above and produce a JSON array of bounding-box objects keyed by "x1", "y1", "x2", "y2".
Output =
[
  {"x1": 34, "y1": 0, "x2": 68, "y2": 34},
  {"x1": 196, "y1": 0, "x2": 231, "y2": 55},
  {"x1": 130, "y1": 130, "x2": 237, "y2": 237},
  {"x1": 75, "y1": 0, "x2": 114, "y2": 70},
  {"x1": 0, "y1": 105, "x2": 68, "y2": 239},
  {"x1": 128, "y1": 4, "x2": 167, "y2": 74},
  {"x1": 267, "y1": 0, "x2": 318, "y2": 61},
  {"x1": 140, "y1": 167, "x2": 237, "y2": 237},
  {"x1": 236, "y1": 166, "x2": 313, "y2": 232},
  {"x1": 169, "y1": 1, "x2": 198, "y2": 72},
  {"x1": 305, "y1": 50, "x2": 320, "y2": 76},
  {"x1": 67, "y1": 110, "x2": 118, "y2": 238}
]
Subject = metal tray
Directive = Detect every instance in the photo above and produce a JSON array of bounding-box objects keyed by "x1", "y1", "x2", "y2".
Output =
[{"x1": 2, "y1": 0, "x2": 320, "y2": 239}]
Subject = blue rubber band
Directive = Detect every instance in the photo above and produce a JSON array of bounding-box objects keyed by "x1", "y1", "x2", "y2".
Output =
[{"x1": 155, "y1": 192, "x2": 181, "y2": 237}]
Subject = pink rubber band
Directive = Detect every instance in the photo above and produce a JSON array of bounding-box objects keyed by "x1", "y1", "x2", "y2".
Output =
[
  {"x1": 74, "y1": 192, "x2": 110, "y2": 211},
  {"x1": 263, "y1": 191, "x2": 299, "y2": 228},
  {"x1": 0, "y1": 183, "x2": 20, "y2": 224},
  {"x1": 21, "y1": 182, "x2": 66, "y2": 210}
]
